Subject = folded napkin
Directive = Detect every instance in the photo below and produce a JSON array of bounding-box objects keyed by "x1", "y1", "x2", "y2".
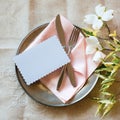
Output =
[{"x1": 26, "y1": 15, "x2": 104, "y2": 103}]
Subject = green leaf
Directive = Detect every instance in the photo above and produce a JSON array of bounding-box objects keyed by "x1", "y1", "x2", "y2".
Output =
[
  {"x1": 113, "y1": 37, "x2": 120, "y2": 45},
  {"x1": 102, "y1": 62, "x2": 115, "y2": 67},
  {"x1": 92, "y1": 97, "x2": 101, "y2": 101},
  {"x1": 97, "y1": 74, "x2": 107, "y2": 80},
  {"x1": 82, "y1": 29, "x2": 94, "y2": 36},
  {"x1": 96, "y1": 67, "x2": 112, "y2": 73},
  {"x1": 110, "y1": 66, "x2": 119, "y2": 76},
  {"x1": 104, "y1": 40, "x2": 115, "y2": 49},
  {"x1": 102, "y1": 98, "x2": 116, "y2": 117},
  {"x1": 99, "y1": 99, "x2": 113, "y2": 104},
  {"x1": 115, "y1": 47, "x2": 120, "y2": 52},
  {"x1": 101, "y1": 78, "x2": 114, "y2": 84},
  {"x1": 96, "y1": 104, "x2": 104, "y2": 116},
  {"x1": 101, "y1": 82, "x2": 113, "y2": 91},
  {"x1": 101, "y1": 91, "x2": 112, "y2": 96}
]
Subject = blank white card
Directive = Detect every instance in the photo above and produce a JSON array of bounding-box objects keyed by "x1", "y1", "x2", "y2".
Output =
[{"x1": 13, "y1": 36, "x2": 70, "y2": 85}]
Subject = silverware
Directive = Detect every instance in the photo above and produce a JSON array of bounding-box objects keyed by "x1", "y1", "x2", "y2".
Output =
[
  {"x1": 68, "y1": 27, "x2": 80, "y2": 53},
  {"x1": 55, "y1": 14, "x2": 67, "y2": 52},
  {"x1": 55, "y1": 14, "x2": 77, "y2": 90},
  {"x1": 57, "y1": 26, "x2": 80, "y2": 90}
]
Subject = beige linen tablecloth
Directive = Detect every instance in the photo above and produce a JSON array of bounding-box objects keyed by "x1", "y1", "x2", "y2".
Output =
[{"x1": 0, "y1": 0, "x2": 120, "y2": 120}]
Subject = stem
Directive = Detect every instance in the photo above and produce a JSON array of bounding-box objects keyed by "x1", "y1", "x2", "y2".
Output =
[
  {"x1": 104, "y1": 51, "x2": 115, "y2": 60},
  {"x1": 103, "y1": 48, "x2": 114, "y2": 51},
  {"x1": 104, "y1": 22, "x2": 110, "y2": 34},
  {"x1": 97, "y1": 36, "x2": 110, "y2": 41},
  {"x1": 79, "y1": 27, "x2": 87, "y2": 37},
  {"x1": 97, "y1": 35, "x2": 113, "y2": 41}
]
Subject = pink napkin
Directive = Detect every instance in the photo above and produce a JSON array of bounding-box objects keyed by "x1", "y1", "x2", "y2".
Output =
[{"x1": 26, "y1": 15, "x2": 104, "y2": 103}]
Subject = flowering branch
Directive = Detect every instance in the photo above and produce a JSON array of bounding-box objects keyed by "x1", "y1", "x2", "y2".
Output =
[{"x1": 82, "y1": 4, "x2": 120, "y2": 118}]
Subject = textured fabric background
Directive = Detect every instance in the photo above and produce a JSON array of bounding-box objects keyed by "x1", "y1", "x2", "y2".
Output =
[{"x1": 0, "y1": 0, "x2": 120, "y2": 120}]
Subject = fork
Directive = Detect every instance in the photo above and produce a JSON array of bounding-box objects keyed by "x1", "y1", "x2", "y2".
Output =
[
  {"x1": 57, "y1": 26, "x2": 80, "y2": 90},
  {"x1": 68, "y1": 26, "x2": 80, "y2": 54}
]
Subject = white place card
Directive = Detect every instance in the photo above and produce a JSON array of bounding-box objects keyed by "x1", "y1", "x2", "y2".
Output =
[{"x1": 13, "y1": 36, "x2": 70, "y2": 85}]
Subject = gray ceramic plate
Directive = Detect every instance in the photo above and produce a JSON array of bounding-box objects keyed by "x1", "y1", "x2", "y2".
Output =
[{"x1": 15, "y1": 23, "x2": 98, "y2": 107}]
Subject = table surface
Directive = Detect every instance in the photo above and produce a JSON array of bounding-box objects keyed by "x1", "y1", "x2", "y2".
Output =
[{"x1": 0, "y1": 0, "x2": 120, "y2": 120}]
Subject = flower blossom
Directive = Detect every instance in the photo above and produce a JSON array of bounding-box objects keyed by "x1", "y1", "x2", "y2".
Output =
[
  {"x1": 84, "y1": 4, "x2": 114, "y2": 30},
  {"x1": 86, "y1": 36, "x2": 102, "y2": 54},
  {"x1": 86, "y1": 36, "x2": 103, "y2": 62}
]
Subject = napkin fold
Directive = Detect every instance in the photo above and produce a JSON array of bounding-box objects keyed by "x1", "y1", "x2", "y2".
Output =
[{"x1": 26, "y1": 15, "x2": 104, "y2": 103}]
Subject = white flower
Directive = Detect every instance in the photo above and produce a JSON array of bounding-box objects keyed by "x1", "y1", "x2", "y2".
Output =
[
  {"x1": 84, "y1": 4, "x2": 114, "y2": 30},
  {"x1": 86, "y1": 36, "x2": 104, "y2": 62},
  {"x1": 86, "y1": 36, "x2": 102, "y2": 54},
  {"x1": 93, "y1": 51, "x2": 104, "y2": 62}
]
